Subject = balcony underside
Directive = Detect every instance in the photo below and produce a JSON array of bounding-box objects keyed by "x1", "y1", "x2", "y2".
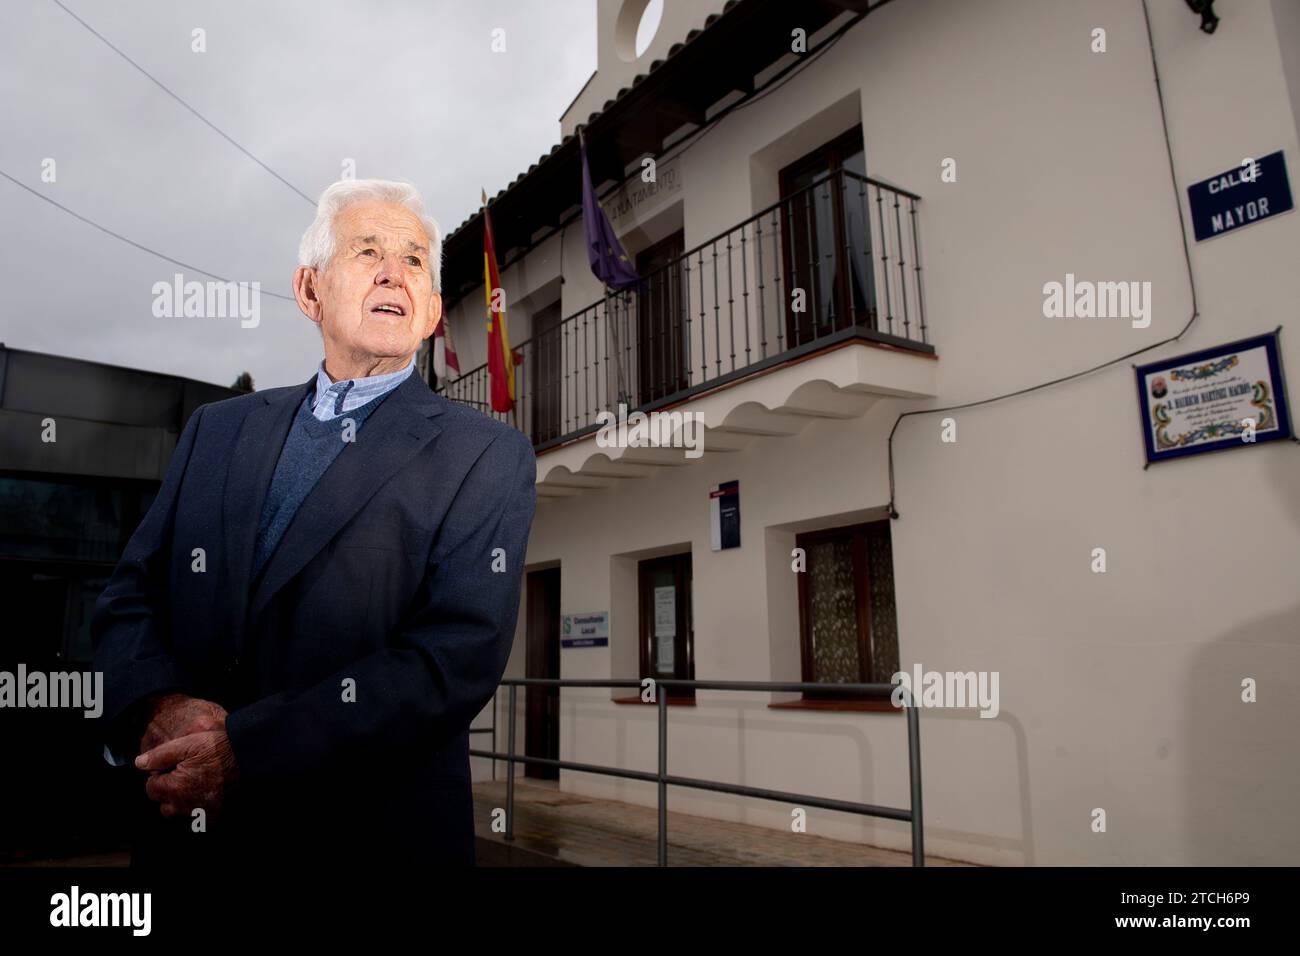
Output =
[{"x1": 535, "y1": 335, "x2": 937, "y2": 498}]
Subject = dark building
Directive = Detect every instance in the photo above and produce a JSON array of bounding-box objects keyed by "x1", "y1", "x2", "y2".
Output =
[{"x1": 0, "y1": 344, "x2": 238, "y2": 859}]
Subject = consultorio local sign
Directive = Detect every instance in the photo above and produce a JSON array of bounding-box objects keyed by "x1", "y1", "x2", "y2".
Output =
[{"x1": 562, "y1": 611, "x2": 609, "y2": 648}]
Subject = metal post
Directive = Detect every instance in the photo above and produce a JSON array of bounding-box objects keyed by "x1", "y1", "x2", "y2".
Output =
[
  {"x1": 894, "y1": 192, "x2": 910, "y2": 339},
  {"x1": 605, "y1": 292, "x2": 629, "y2": 407},
  {"x1": 658, "y1": 689, "x2": 668, "y2": 866},
  {"x1": 907, "y1": 697, "x2": 924, "y2": 866},
  {"x1": 478, "y1": 678, "x2": 929, "y2": 867},
  {"x1": 910, "y1": 197, "x2": 926, "y2": 344},
  {"x1": 507, "y1": 684, "x2": 517, "y2": 842}
]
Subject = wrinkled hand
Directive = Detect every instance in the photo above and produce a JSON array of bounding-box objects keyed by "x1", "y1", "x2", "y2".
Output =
[
  {"x1": 138, "y1": 692, "x2": 227, "y2": 755},
  {"x1": 137, "y1": 730, "x2": 240, "y2": 820}
]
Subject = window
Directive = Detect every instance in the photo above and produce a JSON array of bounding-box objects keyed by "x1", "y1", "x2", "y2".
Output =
[
  {"x1": 796, "y1": 520, "x2": 899, "y2": 701},
  {"x1": 778, "y1": 127, "x2": 876, "y2": 348},
  {"x1": 638, "y1": 552, "x2": 694, "y2": 700},
  {"x1": 0, "y1": 476, "x2": 155, "y2": 564},
  {"x1": 633, "y1": 231, "x2": 689, "y2": 405}
]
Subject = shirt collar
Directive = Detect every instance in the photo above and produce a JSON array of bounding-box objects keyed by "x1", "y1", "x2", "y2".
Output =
[{"x1": 311, "y1": 357, "x2": 415, "y2": 421}]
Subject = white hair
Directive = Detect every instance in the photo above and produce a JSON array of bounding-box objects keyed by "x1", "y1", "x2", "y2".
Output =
[{"x1": 298, "y1": 179, "x2": 443, "y2": 292}]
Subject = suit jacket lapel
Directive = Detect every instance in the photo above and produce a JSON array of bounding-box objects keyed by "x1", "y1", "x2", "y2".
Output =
[
  {"x1": 223, "y1": 377, "x2": 313, "y2": 655},
  {"x1": 247, "y1": 371, "x2": 445, "y2": 625}
]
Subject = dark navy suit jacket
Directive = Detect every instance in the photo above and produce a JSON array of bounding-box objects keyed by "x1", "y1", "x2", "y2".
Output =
[{"x1": 91, "y1": 369, "x2": 536, "y2": 867}]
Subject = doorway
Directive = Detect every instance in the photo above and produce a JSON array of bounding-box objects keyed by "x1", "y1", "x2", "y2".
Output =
[
  {"x1": 524, "y1": 567, "x2": 561, "y2": 780},
  {"x1": 634, "y1": 231, "x2": 689, "y2": 405},
  {"x1": 778, "y1": 126, "x2": 874, "y2": 348},
  {"x1": 529, "y1": 300, "x2": 564, "y2": 445}
]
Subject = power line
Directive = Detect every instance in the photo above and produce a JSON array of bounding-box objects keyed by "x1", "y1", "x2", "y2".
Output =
[
  {"x1": 0, "y1": 168, "x2": 297, "y2": 300},
  {"x1": 49, "y1": 0, "x2": 315, "y2": 206}
]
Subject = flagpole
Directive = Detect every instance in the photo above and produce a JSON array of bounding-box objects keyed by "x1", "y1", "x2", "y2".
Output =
[
  {"x1": 579, "y1": 125, "x2": 637, "y2": 410},
  {"x1": 582, "y1": 131, "x2": 624, "y2": 406},
  {"x1": 482, "y1": 186, "x2": 521, "y2": 427},
  {"x1": 606, "y1": 285, "x2": 629, "y2": 408}
]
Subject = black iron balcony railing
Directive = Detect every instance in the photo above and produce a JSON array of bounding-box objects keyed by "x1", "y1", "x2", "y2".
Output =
[
  {"x1": 440, "y1": 171, "x2": 929, "y2": 450},
  {"x1": 469, "y1": 677, "x2": 925, "y2": 866}
]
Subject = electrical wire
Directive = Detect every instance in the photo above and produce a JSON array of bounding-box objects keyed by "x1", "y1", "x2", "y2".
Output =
[
  {"x1": 49, "y1": 0, "x2": 315, "y2": 206},
  {"x1": 0, "y1": 167, "x2": 297, "y2": 301}
]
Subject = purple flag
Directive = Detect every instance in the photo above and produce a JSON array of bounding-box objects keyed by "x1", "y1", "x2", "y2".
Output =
[{"x1": 581, "y1": 138, "x2": 640, "y2": 290}]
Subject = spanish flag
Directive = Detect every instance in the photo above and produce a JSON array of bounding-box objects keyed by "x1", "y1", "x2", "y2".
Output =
[
  {"x1": 483, "y1": 189, "x2": 515, "y2": 413},
  {"x1": 432, "y1": 313, "x2": 459, "y2": 381}
]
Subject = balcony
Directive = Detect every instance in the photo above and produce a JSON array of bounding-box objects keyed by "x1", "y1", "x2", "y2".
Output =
[{"x1": 439, "y1": 170, "x2": 939, "y2": 496}]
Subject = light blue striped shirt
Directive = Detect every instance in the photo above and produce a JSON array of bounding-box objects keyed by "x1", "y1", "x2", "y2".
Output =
[{"x1": 311, "y1": 357, "x2": 415, "y2": 421}]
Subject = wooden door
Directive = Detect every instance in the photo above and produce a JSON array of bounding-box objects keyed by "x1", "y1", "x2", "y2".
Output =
[
  {"x1": 525, "y1": 567, "x2": 561, "y2": 779},
  {"x1": 778, "y1": 128, "x2": 869, "y2": 348},
  {"x1": 530, "y1": 301, "x2": 563, "y2": 444},
  {"x1": 634, "y1": 231, "x2": 688, "y2": 404}
]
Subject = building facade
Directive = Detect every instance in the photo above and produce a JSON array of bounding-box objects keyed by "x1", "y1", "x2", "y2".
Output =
[{"x1": 436, "y1": 0, "x2": 1300, "y2": 865}]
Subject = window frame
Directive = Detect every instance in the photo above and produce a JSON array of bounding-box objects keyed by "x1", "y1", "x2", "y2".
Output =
[
  {"x1": 633, "y1": 230, "x2": 689, "y2": 405},
  {"x1": 528, "y1": 299, "x2": 565, "y2": 445},
  {"x1": 777, "y1": 126, "x2": 868, "y2": 346},
  {"x1": 637, "y1": 551, "x2": 695, "y2": 702},
  {"x1": 795, "y1": 519, "x2": 894, "y2": 704}
]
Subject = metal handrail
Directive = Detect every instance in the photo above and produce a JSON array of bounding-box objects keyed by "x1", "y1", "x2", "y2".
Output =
[
  {"x1": 451, "y1": 170, "x2": 920, "y2": 385},
  {"x1": 466, "y1": 693, "x2": 498, "y2": 782},
  {"x1": 441, "y1": 169, "x2": 930, "y2": 444},
  {"x1": 468, "y1": 677, "x2": 925, "y2": 866}
]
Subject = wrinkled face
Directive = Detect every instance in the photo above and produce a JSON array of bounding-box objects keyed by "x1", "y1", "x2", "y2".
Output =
[{"x1": 295, "y1": 200, "x2": 441, "y2": 371}]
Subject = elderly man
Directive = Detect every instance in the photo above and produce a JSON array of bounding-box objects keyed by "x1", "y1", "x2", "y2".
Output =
[{"x1": 92, "y1": 179, "x2": 536, "y2": 867}]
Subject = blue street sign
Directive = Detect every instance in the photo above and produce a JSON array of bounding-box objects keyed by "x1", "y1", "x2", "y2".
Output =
[{"x1": 1187, "y1": 150, "x2": 1293, "y2": 242}]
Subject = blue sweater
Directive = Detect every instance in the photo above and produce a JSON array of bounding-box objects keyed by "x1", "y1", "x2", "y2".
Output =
[{"x1": 251, "y1": 389, "x2": 390, "y2": 582}]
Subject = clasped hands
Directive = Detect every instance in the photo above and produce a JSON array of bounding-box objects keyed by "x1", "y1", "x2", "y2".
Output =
[{"x1": 134, "y1": 692, "x2": 240, "y2": 820}]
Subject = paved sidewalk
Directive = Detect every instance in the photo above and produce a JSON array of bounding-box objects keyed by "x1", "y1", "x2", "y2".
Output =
[{"x1": 472, "y1": 778, "x2": 973, "y2": 866}]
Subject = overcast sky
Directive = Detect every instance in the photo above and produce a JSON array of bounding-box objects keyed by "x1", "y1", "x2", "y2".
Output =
[{"x1": 0, "y1": 0, "x2": 595, "y2": 389}]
